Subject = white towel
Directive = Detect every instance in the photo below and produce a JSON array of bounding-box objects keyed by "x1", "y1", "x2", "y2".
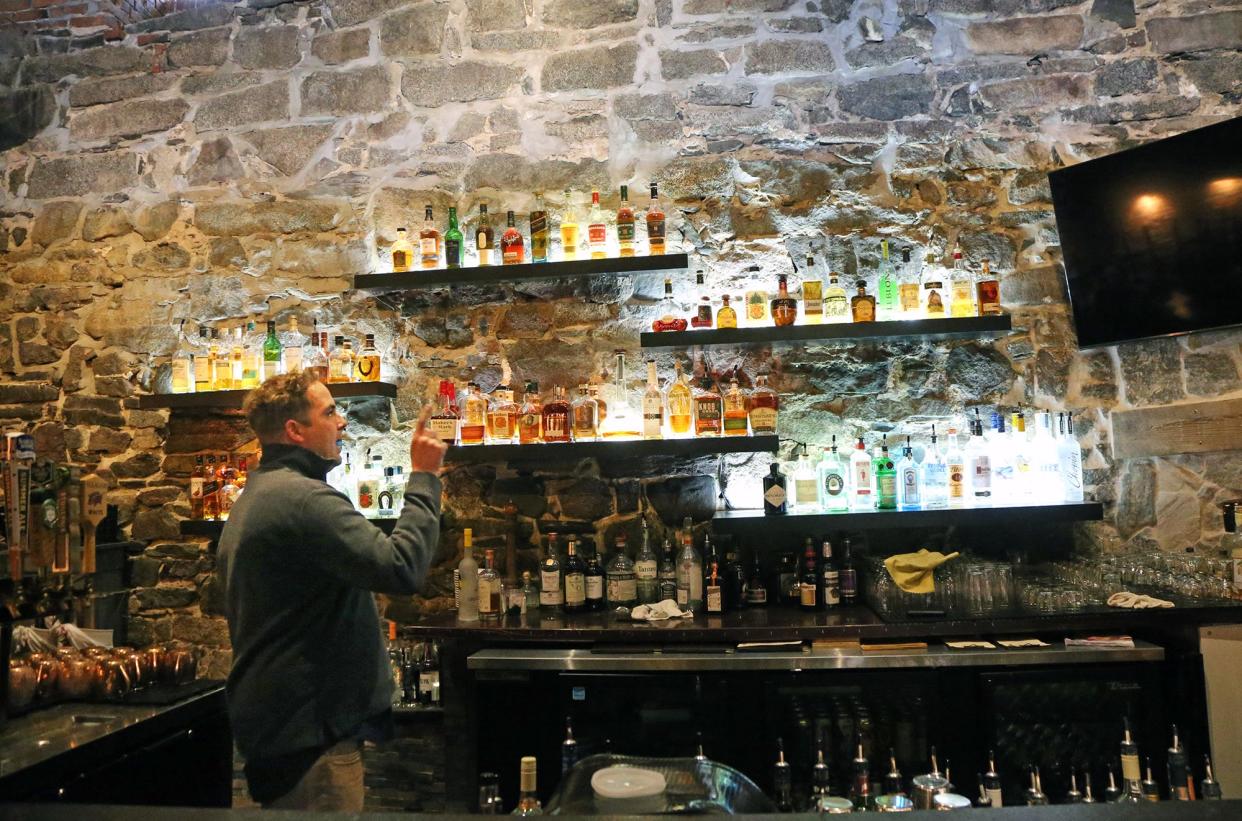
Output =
[{"x1": 629, "y1": 599, "x2": 692, "y2": 621}]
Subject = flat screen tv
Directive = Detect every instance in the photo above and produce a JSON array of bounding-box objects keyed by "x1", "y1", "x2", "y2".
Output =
[{"x1": 1049, "y1": 116, "x2": 1242, "y2": 350}]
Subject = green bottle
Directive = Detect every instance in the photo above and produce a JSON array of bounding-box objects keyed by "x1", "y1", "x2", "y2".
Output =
[
  {"x1": 444, "y1": 206, "x2": 463, "y2": 268},
  {"x1": 874, "y1": 435, "x2": 897, "y2": 510},
  {"x1": 262, "y1": 320, "x2": 282, "y2": 380},
  {"x1": 876, "y1": 238, "x2": 898, "y2": 318}
]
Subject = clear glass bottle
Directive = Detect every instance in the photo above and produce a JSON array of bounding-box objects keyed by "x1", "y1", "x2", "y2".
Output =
[
  {"x1": 967, "y1": 410, "x2": 993, "y2": 505},
  {"x1": 722, "y1": 377, "x2": 749, "y2": 437},
  {"x1": 281, "y1": 317, "x2": 304, "y2": 375},
  {"x1": 561, "y1": 540, "x2": 586, "y2": 613},
  {"x1": 460, "y1": 382, "x2": 488, "y2": 446},
  {"x1": 570, "y1": 384, "x2": 598, "y2": 442},
  {"x1": 876, "y1": 238, "x2": 899, "y2": 319},
  {"x1": 606, "y1": 535, "x2": 638, "y2": 608},
  {"x1": 228, "y1": 325, "x2": 245, "y2": 388},
  {"x1": 539, "y1": 533, "x2": 563, "y2": 609},
  {"x1": 921, "y1": 252, "x2": 946, "y2": 317},
  {"x1": 989, "y1": 412, "x2": 1016, "y2": 505},
  {"x1": 479, "y1": 548, "x2": 502, "y2": 622},
  {"x1": 520, "y1": 570, "x2": 539, "y2": 615},
  {"x1": 587, "y1": 190, "x2": 607, "y2": 259},
  {"x1": 851, "y1": 280, "x2": 876, "y2": 322},
  {"x1": 616, "y1": 185, "x2": 635, "y2": 257},
  {"x1": 444, "y1": 206, "x2": 463, "y2": 268},
  {"x1": 746, "y1": 374, "x2": 779, "y2": 436},
  {"x1": 817, "y1": 437, "x2": 849, "y2": 512},
  {"x1": 242, "y1": 320, "x2": 263, "y2": 388},
  {"x1": 517, "y1": 380, "x2": 543, "y2": 445},
  {"x1": 896, "y1": 435, "x2": 922, "y2": 510},
  {"x1": 392, "y1": 226, "x2": 414, "y2": 272},
  {"x1": 1032, "y1": 411, "x2": 1063, "y2": 504},
  {"x1": 744, "y1": 266, "x2": 767, "y2": 327},
  {"x1": 945, "y1": 422, "x2": 968, "y2": 507},
  {"x1": 642, "y1": 359, "x2": 663, "y2": 440},
  {"x1": 646, "y1": 182, "x2": 665, "y2": 256},
  {"x1": 1011, "y1": 410, "x2": 1036, "y2": 501},
  {"x1": 801, "y1": 254, "x2": 823, "y2": 324},
  {"x1": 666, "y1": 361, "x2": 694, "y2": 437},
  {"x1": 848, "y1": 436, "x2": 874, "y2": 510},
  {"x1": 600, "y1": 350, "x2": 641, "y2": 439},
  {"x1": 675, "y1": 531, "x2": 703, "y2": 612},
  {"x1": 541, "y1": 386, "x2": 571, "y2": 444},
  {"x1": 419, "y1": 205, "x2": 441, "y2": 269},
  {"x1": 327, "y1": 335, "x2": 348, "y2": 383},
  {"x1": 302, "y1": 331, "x2": 328, "y2": 383},
  {"x1": 635, "y1": 518, "x2": 659, "y2": 604},
  {"x1": 170, "y1": 321, "x2": 193, "y2": 394},
  {"x1": 210, "y1": 329, "x2": 231, "y2": 390},
  {"x1": 824, "y1": 271, "x2": 848, "y2": 323},
  {"x1": 475, "y1": 203, "x2": 494, "y2": 266},
  {"x1": 792, "y1": 447, "x2": 820, "y2": 512},
  {"x1": 949, "y1": 244, "x2": 976, "y2": 317},
  {"x1": 770, "y1": 274, "x2": 798, "y2": 327},
  {"x1": 1058, "y1": 412, "x2": 1085, "y2": 502},
  {"x1": 512, "y1": 756, "x2": 543, "y2": 816},
  {"x1": 457, "y1": 528, "x2": 479, "y2": 622},
  {"x1": 921, "y1": 425, "x2": 949, "y2": 509},
  {"x1": 501, "y1": 210, "x2": 524, "y2": 265},
  {"x1": 559, "y1": 190, "x2": 580, "y2": 260}
]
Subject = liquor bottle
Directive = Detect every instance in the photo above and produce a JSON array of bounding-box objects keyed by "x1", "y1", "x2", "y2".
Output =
[
  {"x1": 1025, "y1": 767, "x2": 1049, "y2": 806},
  {"x1": 354, "y1": 333, "x2": 379, "y2": 382},
  {"x1": 819, "y1": 539, "x2": 840, "y2": 609},
  {"x1": 475, "y1": 203, "x2": 494, "y2": 265},
  {"x1": 982, "y1": 752, "x2": 1002, "y2": 807},
  {"x1": 512, "y1": 756, "x2": 543, "y2": 816},
  {"x1": 1142, "y1": 758, "x2": 1160, "y2": 802},
  {"x1": 616, "y1": 185, "x2": 635, "y2": 256},
  {"x1": 1058, "y1": 412, "x2": 1085, "y2": 502},
  {"x1": 949, "y1": 245, "x2": 975, "y2": 317},
  {"x1": 302, "y1": 332, "x2": 327, "y2": 383},
  {"x1": 817, "y1": 437, "x2": 849, "y2": 512},
  {"x1": 242, "y1": 321, "x2": 263, "y2": 387},
  {"x1": 279, "y1": 317, "x2": 303, "y2": 375},
  {"x1": 717, "y1": 294, "x2": 738, "y2": 328},
  {"x1": 745, "y1": 552, "x2": 768, "y2": 605},
  {"x1": 792, "y1": 447, "x2": 820, "y2": 512},
  {"x1": 839, "y1": 538, "x2": 858, "y2": 604},
  {"x1": 561, "y1": 717, "x2": 579, "y2": 776},
  {"x1": 202, "y1": 454, "x2": 221, "y2": 520},
  {"x1": 1201, "y1": 755, "x2": 1222, "y2": 799},
  {"x1": 227, "y1": 325, "x2": 244, "y2": 387},
  {"x1": 802, "y1": 254, "x2": 823, "y2": 324},
  {"x1": 562, "y1": 540, "x2": 586, "y2": 613},
  {"x1": 169, "y1": 321, "x2": 192, "y2": 393},
  {"x1": 606, "y1": 536, "x2": 638, "y2": 608},
  {"x1": 666, "y1": 361, "x2": 693, "y2": 436},
  {"x1": 966, "y1": 411, "x2": 992, "y2": 505},
  {"x1": 571, "y1": 384, "x2": 599, "y2": 442},
  {"x1": 457, "y1": 529, "x2": 479, "y2": 622},
  {"x1": 776, "y1": 552, "x2": 799, "y2": 607},
  {"x1": 652, "y1": 277, "x2": 688, "y2": 332},
  {"x1": 646, "y1": 182, "x2": 665, "y2": 255},
  {"x1": 722, "y1": 377, "x2": 749, "y2": 437},
  {"x1": 824, "y1": 271, "x2": 848, "y2": 322},
  {"x1": 392, "y1": 226, "x2": 414, "y2": 272},
  {"x1": 850, "y1": 280, "x2": 876, "y2": 322},
  {"x1": 429, "y1": 379, "x2": 460, "y2": 444},
  {"x1": 744, "y1": 266, "x2": 768, "y2": 326},
  {"x1": 921, "y1": 253, "x2": 945, "y2": 317},
  {"x1": 525, "y1": 194, "x2": 548, "y2": 264},
  {"x1": 1032, "y1": 411, "x2": 1063, "y2": 503},
  {"x1": 190, "y1": 455, "x2": 206, "y2": 519},
  {"x1": 876, "y1": 239, "x2": 898, "y2": 319},
  {"x1": 945, "y1": 423, "x2": 967, "y2": 507},
  {"x1": 479, "y1": 548, "x2": 502, "y2": 621},
  {"x1": 875, "y1": 436, "x2": 897, "y2": 510},
  {"x1": 444, "y1": 206, "x2": 463, "y2": 268},
  {"x1": 642, "y1": 359, "x2": 663, "y2": 440},
  {"x1": 1010, "y1": 410, "x2": 1035, "y2": 501},
  {"x1": 560, "y1": 190, "x2": 580, "y2": 260},
  {"x1": 501, "y1": 210, "x2": 524, "y2": 265},
  {"x1": 517, "y1": 381, "x2": 543, "y2": 445},
  {"x1": 518, "y1": 570, "x2": 538, "y2": 615},
  {"x1": 773, "y1": 739, "x2": 794, "y2": 813},
  {"x1": 539, "y1": 533, "x2": 563, "y2": 609},
  {"x1": 1119, "y1": 718, "x2": 1145, "y2": 802},
  {"x1": 1065, "y1": 771, "x2": 1084, "y2": 803},
  {"x1": 487, "y1": 385, "x2": 518, "y2": 444},
  {"x1": 601, "y1": 349, "x2": 641, "y2": 439},
  {"x1": 884, "y1": 750, "x2": 905, "y2": 797},
  {"x1": 976, "y1": 257, "x2": 1001, "y2": 315},
  {"x1": 1103, "y1": 768, "x2": 1123, "y2": 803},
  {"x1": 635, "y1": 518, "x2": 660, "y2": 604},
  {"x1": 896, "y1": 435, "x2": 921, "y2": 510},
  {"x1": 1167, "y1": 725, "x2": 1191, "y2": 801},
  {"x1": 705, "y1": 562, "x2": 723, "y2": 614},
  {"x1": 691, "y1": 270, "x2": 713, "y2": 328},
  {"x1": 810, "y1": 746, "x2": 831, "y2": 806},
  {"x1": 585, "y1": 542, "x2": 605, "y2": 611},
  {"x1": 207, "y1": 329, "x2": 228, "y2": 390},
  {"x1": 326, "y1": 335, "x2": 346, "y2": 382},
  {"x1": 218, "y1": 455, "x2": 241, "y2": 519},
  {"x1": 693, "y1": 365, "x2": 722, "y2": 438},
  {"x1": 723, "y1": 548, "x2": 746, "y2": 611},
  {"x1": 849, "y1": 738, "x2": 873, "y2": 811},
  {"x1": 676, "y1": 531, "x2": 703, "y2": 611},
  {"x1": 763, "y1": 462, "x2": 787, "y2": 515},
  {"x1": 340, "y1": 338, "x2": 357, "y2": 383},
  {"x1": 1082, "y1": 771, "x2": 1097, "y2": 803},
  {"x1": 589, "y1": 375, "x2": 608, "y2": 426},
  {"x1": 746, "y1": 374, "x2": 779, "y2": 436},
  {"x1": 799, "y1": 538, "x2": 819, "y2": 611},
  {"x1": 659, "y1": 539, "x2": 678, "y2": 602},
  {"x1": 921, "y1": 425, "x2": 949, "y2": 509},
  {"x1": 419, "y1": 205, "x2": 441, "y2": 268},
  {"x1": 587, "y1": 191, "x2": 607, "y2": 259},
  {"x1": 541, "y1": 386, "x2": 571, "y2": 443},
  {"x1": 190, "y1": 326, "x2": 211, "y2": 392},
  {"x1": 849, "y1": 436, "x2": 874, "y2": 510},
  {"x1": 898, "y1": 248, "x2": 920, "y2": 317},
  {"x1": 770, "y1": 274, "x2": 798, "y2": 327},
  {"x1": 458, "y1": 382, "x2": 487, "y2": 446}
]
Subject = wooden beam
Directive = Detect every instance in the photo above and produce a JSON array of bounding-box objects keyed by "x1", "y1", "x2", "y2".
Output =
[{"x1": 1112, "y1": 397, "x2": 1242, "y2": 459}]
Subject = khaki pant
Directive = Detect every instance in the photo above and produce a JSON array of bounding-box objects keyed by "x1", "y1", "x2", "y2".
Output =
[{"x1": 265, "y1": 741, "x2": 365, "y2": 812}]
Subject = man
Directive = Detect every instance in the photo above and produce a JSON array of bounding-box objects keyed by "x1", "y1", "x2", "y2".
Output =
[{"x1": 217, "y1": 371, "x2": 447, "y2": 810}]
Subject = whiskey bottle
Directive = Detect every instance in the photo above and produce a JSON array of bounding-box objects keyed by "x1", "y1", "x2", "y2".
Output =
[
  {"x1": 898, "y1": 247, "x2": 920, "y2": 316},
  {"x1": 355, "y1": 333, "x2": 380, "y2": 382},
  {"x1": 746, "y1": 374, "x2": 778, "y2": 435},
  {"x1": 693, "y1": 364, "x2": 722, "y2": 437},
  {"x1": 875, "y1": 436, "x2": 897, "y2": 510},
  {"x1": 1142, "y1": 758, "x2": 1160, "y2": 802},
  {"x1": 562, "y1": 540, "x2": 586, "y2": 613},
  {"x1": 652, "y1": 277, "x2": 689, "y2": 332},
  {"x1": 559, "y1": 190, "x2": 580, "y2": 260},
  {"x1": 587, "y1": 191, "x2": 607, "y2": 259},
  {"x1": 850, "y1": 280, "x2": 876, "y2": 322},
  {"x1": 457, "y1": 529, "x2": 479, "y2": 622},
  {"x1": 460, "y1": 382, "x2": 488, "y2": 446},
  {"x1": 635, "y1": 518, "x2": 659, "y2": 604},
  {"x1": 193, "y1": 327, "x2": 211, "y2": 392},
  {"x1": 513, "y1": 756, "x2": 543, "y2": 816},
  {"x1": 444, "y1": 206, "x2": 463, "y2": 268},
  {"x1": 203, "y1": 454, "x2": 220, "y2": 520},
  {"x1": 642, "y1": 359, "x2": 663, "y2": 440},
  {"x1": 1025, "y1": 767, "x2": 1049, "y2": 806},
  {"x1": 616, "y1": 184, "x2": 635, "y2": 256},
  {"x1": 659, "y1": 539, "x2": 678, "y2": 602},
  {"x1": 884, "y1": 750, "x2": 905, "y2": 797},
  {"x1": 876, "y1": 239, "x2": 899, "y2": 319},
  {"x1": 849, "y1": 436, "x2": 874, "y2": 510},
  {"x1": 338, "y1": 338, "x2": 356, "y2": 383},
  {"x1": 392, "y1": 226, "x2": 414, "y2": 272},
  {"x1": 717, "y1": 294, "x2": 738, "y2": 328},
  {"x1": 1120, "y1": 717, "x2": 1145, "y2": 802},
  {"x1": 817, "y1": 437, "x2": 848, "y2": 512},
  {"x1": 666, "y1": 360, "x2": 694, "y2": 436},
  {"x1": 921, "y1": 252, "x2": 945, "y2": 317},
  {"x1": 722, "y1": 377, "x2": 749, "y2": 437},
  {"x1": 744, "y1": 267, "x2": 768, "y2": 326},
  {"x1": 475, "y1": 203, "x2": 494, "y2": 266},
  {"x1": 690, "y1": 270, "x2": 713, "y2": 328},
  {"x1": 763, "y1": 462, "x2": 787, "y2": 515},
  {"x1": 479, "y1": 548, "x2": 502, "y2": 621},
  {"x1": 840, "y1": 538, "x2": 858, "y2": 605},
  {"x1": 1201, "y1": 755, "x2": 1222, "y2": 799},
  {"x1": 501, "y1": 210, "x2": 524, "y2": 265},
  {"x1": 570, "y1": 384, "x2": 599, "y2": 442},
  {"x1": 896, "y1": 435, "x2": 921, "y2": 510},
  {"x1": 541, "y1": 386, "x2": 571, "y2": 443},
  {"x1": 1103, "y1": 768, "x2": 1123, "y2": 803},
  {"x1": 849, "y1": 739, "x2": 873, "y2": 811},
  {"x1": 190, "y1": 455, "x2": 205, "y2": 519},
  {"x1": 745, "y1": 551, "x2": 768, "y2": 605},
  {"x1": 281, "y1": 317, "x2": 304, "y2": 374},
  {"x1": 824, "y1": 271, "x2": 848, "y2": 323},
  {"x1": 517, "y1": 381, "x2": 543, "y2": 444},
  {"x1": 802, "y1": 254, "x2": 823, "y2": 324},
  {"x1": 982, "y1": 752, "x2": 1002, "y2": 807},
  {"x1": 820, "y1": 539, "x2": 840, "y2": 609},
  {"x1": 530, "y1": 195, "x2": 549, "y2": 263},
  {"x1": 429, "y1": 379, "x2": 460, "y2": 444},
  {"x1": 770, "y1": 274, "x2": 798, "y2": 327},
  {"x1": 646, "y1": 182, "x2": 665, "y2": 256},
  {"x1": 539, "y1": 533, "x2": 563, "y2": 609},
  {"x1": 419, "y1": 205, "x2": 441, "y2": 269},
  {"x1": 949, "y1": 245, "x2": 976, "y2": 317},
  {"x1": 303, "y1": 332, "x2": 328, "y2": 383},
  {"x1": 976, "y1": 257, "x2": 1002, "y2": 315},
  {"x1": 584, "y1": 540, "x2": 605, "y2": 611},
  {"x1": 705, "y1": 562, "x2": 723, "y2": 613},
  {"x1": 799, "y1": 539, "x2": 819, "y2": 611},
  {"x1": 170, "y1": 321, "x2": 192, "y2": 393},
  {"x1": 606, "y1": 535, "x2": 638, "y2": 608}
]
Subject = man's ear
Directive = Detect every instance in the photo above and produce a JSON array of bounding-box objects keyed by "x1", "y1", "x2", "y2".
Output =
[{"x1": 284, "y1": 417, "x2": 305, "y2": 444}]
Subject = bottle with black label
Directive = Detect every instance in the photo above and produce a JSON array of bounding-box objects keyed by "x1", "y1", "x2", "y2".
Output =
[
  {"x1": 658, "y1": 538, "x2": 678, "y2": 602},
  {"x1": 562, "y1": 540, "x2": 586, "y2": 613},
  {"x1": 745, "y1": 552, "x2": 769, "y2": 606},
  {"x1": 839, "y1": 538, "x2": 858, "y2": 605},
  {"x1": 763, "y1": 462, "x2": 788, "y2": 515},
  {"x1": 539, "y1": 532, "x2": 562, "y2": 610},
  {"x1": 799, "y1": 538, "x2": 819, "y2": 612},
  {"x1": 776, "y1": 552, "x2": 799, "y2": 608},
  {"x1": 820, "y1": 539, "x2": 840, "y2": 609},
  {"x1": 585, "y1": 539, "x2": 605, "y2": 611},
  {"x1": 724, "y1": 548, "x2": 746, "y2": 610}
]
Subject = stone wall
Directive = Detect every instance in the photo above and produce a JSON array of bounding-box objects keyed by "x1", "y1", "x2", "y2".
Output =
[{"x1": 2, "y1": 0, "x2": 1242, "y2": 676}]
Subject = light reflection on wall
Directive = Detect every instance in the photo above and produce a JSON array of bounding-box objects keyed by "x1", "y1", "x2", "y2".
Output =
[
  {"x1": 1208, "y1": 177, "x2": 1242, "y2": 209},
  {"x1": 1130, "y1": 193, "x2": 1172, "y2": 223}
]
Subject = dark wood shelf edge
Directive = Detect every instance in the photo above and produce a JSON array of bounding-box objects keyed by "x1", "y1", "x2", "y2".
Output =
[
  {"x1": 132, "y1": 382, "x2": 398, "y2": 410},
  {"x1": 712, "y1": 501, "x2": 1104, "y2": 530},
  {"x1": 355, "y1": 253, "x2": 689, "y2": 290},
  {"x1": 640, "y1": 315, "x2": 1013, "y2": 348},
  {"x1": 444, "y1": 434, "x2": 779, "y2": 463}
]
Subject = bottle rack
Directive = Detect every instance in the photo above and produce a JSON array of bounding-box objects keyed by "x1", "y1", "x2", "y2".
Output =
[
  {"x1": 132, "y1": 382, "x2": 399, "y2": 410},
  {"x1": 640, "y1": 315, "x2": 1012, "y2": 349},
  {"x1": 710, "y1": 501, "x2": 1103, "y2": 533},
  {"x1": 444, "y1": 434, "x2": 779, "y2": 464},
  {"x1": 354, "y1": 253, "x2": 689, "y2": 291}
]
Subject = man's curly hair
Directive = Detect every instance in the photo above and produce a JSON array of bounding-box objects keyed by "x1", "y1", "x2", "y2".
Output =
[{"x1": 242, "y1": 371, "x2": 319, "y2": 443}]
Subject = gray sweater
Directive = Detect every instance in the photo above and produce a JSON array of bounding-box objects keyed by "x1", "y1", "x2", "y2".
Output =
[{"x1": 217, "y1": 444, "x2": 441, "y2": 766}]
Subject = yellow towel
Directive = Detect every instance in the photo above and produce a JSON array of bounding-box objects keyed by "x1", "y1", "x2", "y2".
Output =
[{"x1": 884, "y1": 549, "x2": 960, "y2": 594}]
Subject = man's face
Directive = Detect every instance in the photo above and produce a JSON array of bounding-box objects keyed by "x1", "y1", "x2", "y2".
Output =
[{"x1": 291, "y1": 381, "x2": 347, "y2": 464}]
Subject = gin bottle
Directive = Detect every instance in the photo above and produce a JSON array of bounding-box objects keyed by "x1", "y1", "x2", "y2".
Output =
[
  {"x1": 875, "y1": 436, "x2": 897, "y2": 510},
  {"x1": 849, "y1": 436, "x2": 874, "y2": 510},
  {"x1": 876, "y1": 238, "x2": 899, "y2": 319},
  {"x1": 817, "y1": 437, "x2": 848, "y2": 512},
  {"x1": 792, "y1": 446, "x2": 820, "y2": 512},
  {"x1": 896, "y1": 435, "x2": 921, "y2": 509},
  {"x1": 921, "y1": 426, "x2": 949, "y2": 509},
  {"x1": 967, "y1": 410, "x2": 992, "y2": 505}
]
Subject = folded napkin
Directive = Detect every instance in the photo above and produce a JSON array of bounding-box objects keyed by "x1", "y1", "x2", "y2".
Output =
[
  {"x1": 1107, "y1": 591, "x2": 1174, "y2": 609},
  {"x1": 630, "y1": 599, "x2": 692, "y2": 621},
  {"x1": 997, "y1": 639, "x2": 1051, "y2": 648},
  {"x1": 945, "y1": 641, "x2": 996, "y2": 650},
  {"x1": 1066, "y1": 635, "x2": 1135, "y2": 648},
  {"x1": 884, "y1": 549, "x2": 961, "y2": 593}
]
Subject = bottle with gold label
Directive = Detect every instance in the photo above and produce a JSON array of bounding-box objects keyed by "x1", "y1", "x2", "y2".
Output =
[
  {"x1": 571, "y1": 384, "x2": 599, "y2": 442},
  {"x1": 921, "y1": 252, "x2": 946, "y2": 317},
  {"x1": 717, "y1": 294, "x2": 738, "y2": 329},
  {"x1": 976, "y1": 257, "x2": 1002, "y2": 315},
  {"x1": 802, "y1": 255, "x2": 823, "y2": 325},
  {"x1": 949, "y1": 245, "x2": 976, "y2": 317},
  {"x1": 517, "y1": 381, "x2": 542, "y2": 444},
  {"x1": 851, "y1": 281, "x2": 876, "y2": 322},
  {"x1": 743, "y1": 265, "x2": 767, "y2": 326},
  {"x1": 722, "y1": 376, "x2": 749, "y2": 437},
  {"x1": 459, "y1": 382, "x2": 488, "y2": 446},
  {"x1": 898, "y1": 247, "x2": 920, "y2": 317},
  {"x1": 646, "y1": 182, "x2": 665, "y2": 256},
  {"x1": 355, "y1": 333, "x2": 380, "y2": 382},
  {"x1": 616, "y1": 185, "x2": 635, "y2": 257},
  {"x1": 391, "y1": 227, "x2": 414, "y2": 272},
  {"x1": 210, "y1": 329, "x2": 230, "y2": 390},
  {"x1": 501, "y1": 210, "x2": 524, "y2": 265},
  {"x1": 666, "y1": 361, "x2": 693, "y2": 437},
  {"x1": 642, "y1": 359, "x2": 663, "y2": 439},
  {"x1": 419, "y1": 205, "x2": 440, "y2": 269},
  {"x1": 475, "y1": 204, "x2": 494, "y2": 266},
  {"x1": 770, "y1": 274, "x2": 798, "y2": 327},
  {"x1": 824, "y1": 272, "x2": 848, "y2": 323},
  {"x1": 747, "y1": 373, "x2": 779, "y2": 435},
  {"x1": 486, "y1": 385, "x2": 518, "y2": 443}
]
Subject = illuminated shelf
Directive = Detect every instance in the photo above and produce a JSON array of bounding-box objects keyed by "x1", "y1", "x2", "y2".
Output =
[
  {"x1": 354, "y1": 253, "x2": 688, "y2": 290},
  {"x1": 640, "y1": 315, "x2": 1012, "y2": 348},
  {"x1": 182, "y1": 517, "x2": 397, "y2": 538},
  {"x1": 711, "y1": 500, "x2": 1103, "y2": 532},
  {"x1": 444, "y1": 434, "x2": 779, "y2": 464},
  {"x1": 132, "y1": 382, "x2": 398, "y2": 410}
]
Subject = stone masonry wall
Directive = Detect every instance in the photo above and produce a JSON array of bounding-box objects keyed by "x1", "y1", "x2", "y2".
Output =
[{"x1": 1, "y1": 0, "x2": 1242, "y2": 681}]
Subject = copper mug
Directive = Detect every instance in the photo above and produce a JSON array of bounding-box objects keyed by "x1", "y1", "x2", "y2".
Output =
[
  {"x1": 6, "y1": 659, "x2": 36, "y2": 713},
  {"x1": 92, "y1": 658, "x2": 132, "y2": 702},
  {"x1": 112, "y1": 648, "x2": 144, "y2": 690},
  {"x1": 160, "y1": 644, "x2": 197, "y2": 685},
  {"x1": 57, "y1": 654, "x2": 96, "y2": 701},
  {"x1": 142, "y1": 646, "x2": 165, "y2": 683},
  {"x1": 26, "y1": 653, "x2": 61, "y2": 702}
]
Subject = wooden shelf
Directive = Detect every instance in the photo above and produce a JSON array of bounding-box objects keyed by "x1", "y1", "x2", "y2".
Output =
[
  {"x1": 181, "y1": 516, "x2": 397, "y2": 537},
  {"x1": 711, "y1": 500, "x2": 1103, "y2": 532},
  {"x1": 640, "y1": 315, "x2": 1012, "y2": 348},
  {"x1": 133, "y1": 382, "x2": 398, "y2": 410},
  {"x1": 444, "y1": 434, "x2": 778, "y2": 464},
  {"x1": 354, "y1": 253, "x2": 688, "y2": 290}
]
